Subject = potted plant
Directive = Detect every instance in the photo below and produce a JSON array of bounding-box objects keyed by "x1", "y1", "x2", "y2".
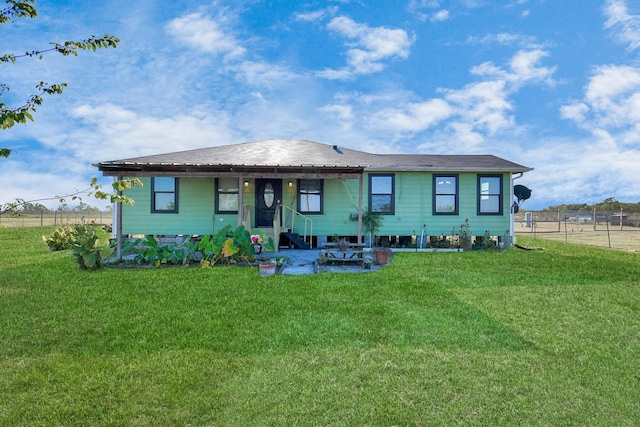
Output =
[
  {"x1": 361, "y1": 209, "x2": 384, "y2": 248},
  {"x1": 360, "y1": 210, "x2": 393, "y2": 265},
  {"x1": 373, "y1": 246, "x2": 393, "y2": 265},
  {"x1": 251, "y1": 233, "x2": 263, "y2": 254},
  {"x1": 258, "y1": 258, "x2": 277, "y2": 276}
]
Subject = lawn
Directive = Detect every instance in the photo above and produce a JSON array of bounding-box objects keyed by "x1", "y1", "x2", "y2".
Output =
[{"x1": 1, "y1": 227, "x2": 638, "y2": 426}]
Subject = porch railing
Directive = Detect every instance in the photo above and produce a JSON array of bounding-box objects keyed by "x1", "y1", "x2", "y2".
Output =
[{"x1": 278, "y1": 205, "x2": 313, "y2": 249}]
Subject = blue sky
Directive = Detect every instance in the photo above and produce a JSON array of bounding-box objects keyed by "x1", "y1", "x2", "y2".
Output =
[{"x1": 1, "y1": 0, "x2": 639, "y2": 210}]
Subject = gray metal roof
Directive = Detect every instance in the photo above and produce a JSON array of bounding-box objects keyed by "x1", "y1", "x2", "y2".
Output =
[{"x1": 95, "y1": 139, "x2": 532, "y2": 174}]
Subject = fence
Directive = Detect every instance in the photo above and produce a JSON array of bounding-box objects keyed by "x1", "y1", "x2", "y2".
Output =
[
  {"x1": 0, "y1": 210, "x2": 112, "y2": 228},
  {"x1": 515, "y1": 209, "x2": 640, "y2": 251}
]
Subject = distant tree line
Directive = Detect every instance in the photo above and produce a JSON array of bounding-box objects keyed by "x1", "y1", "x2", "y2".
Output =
[
  {"x1": 543, "y1": 198, "x2": 640, "y2": 213},
  {"x1": 7, "y1": 200, "x2": 107, "y2": 215}
]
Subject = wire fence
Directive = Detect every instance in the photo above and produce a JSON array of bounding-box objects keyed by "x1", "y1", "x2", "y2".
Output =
[
  {"x1": 515, "y1": 209, "x2": 640, "y2": 251},
  {"x1": 0, "y1": 210, "x2": 112, "y2": 228}
]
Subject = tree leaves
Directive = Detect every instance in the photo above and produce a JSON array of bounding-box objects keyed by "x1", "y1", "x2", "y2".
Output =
[{"x1": 1, "y1": 2, "x2": 120, "y2": 134}]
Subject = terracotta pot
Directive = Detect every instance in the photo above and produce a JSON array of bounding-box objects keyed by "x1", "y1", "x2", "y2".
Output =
[
  {"x1": 373, "y1": 247, "x2": 393, "y2": 266},
  {"x1": 259, "y1": 261, "x2": 276, "y2": 277}
]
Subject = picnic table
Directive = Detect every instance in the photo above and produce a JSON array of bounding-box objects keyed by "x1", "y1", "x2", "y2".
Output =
[{"x1": 319, "y1": 241, "x2": 370, "y2": 266}]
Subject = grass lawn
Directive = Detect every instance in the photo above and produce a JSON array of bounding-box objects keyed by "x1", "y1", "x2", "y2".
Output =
[{"x1": 1, "y1": 227, "x2": 638, "y2": 426}]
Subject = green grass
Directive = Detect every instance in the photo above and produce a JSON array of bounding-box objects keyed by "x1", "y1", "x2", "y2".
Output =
[{"x1": 1, "y1": 227, "x2": 638, "y2": 426}]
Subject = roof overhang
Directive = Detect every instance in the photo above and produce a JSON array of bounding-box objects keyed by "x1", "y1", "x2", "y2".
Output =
[{"x1": 94, "y1": 163, "x2": 366, "y2": 179}]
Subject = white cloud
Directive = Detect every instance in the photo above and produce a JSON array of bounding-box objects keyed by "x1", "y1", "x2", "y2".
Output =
[
  {"x1": 518, "y1": 133, "x2": 640, "y2": 206},
  {"x1": 319, "y1": 16, "x2": 413, "y2": 79},
  {"x1": 604, "y1": 0, "x2": 640, "y2": 50},
  {"x1": 356, "y1": 49, "x2": 553, "y2": 147},
  {"x1": 294, "y1": 7, "x2": 338, "y2": 22},
  {"x1": 373, "y1": 98, "x2": 453, "y2": 132},
  {"x1": 430, "y1": 10, "x2": 450, "y2": 22},
  {"x1": 467, "y1": 32, "x2": 543, "y2": 49},
  {"x1": 60, "y1": 104, "x2": 239, "y2": 162},
  {"x1": 471, "y1": 49, "x2": 556, "y2": 88},
  {"x1": 407, "y1": 0, "x2": 445, "y2": 21},
  {"x1": 231, "y1": 61, "x2": 303, "y2": 88},
  {"x1": 442, "y1": 80, "x2": 514, "y2": 137},
  {"x1": 561, "y1": 65, "x2": 640, "y2": 146},
  {"x1": 166, "y1": 12, "x2": 246, "y2": 59}
]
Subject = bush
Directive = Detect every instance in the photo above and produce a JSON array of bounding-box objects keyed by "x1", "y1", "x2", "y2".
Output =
[
  {"x1": 197, "y1": 225, "x2": 255, "y2": 266},
  {"x1": 43, "y1": 225, "x2": 74, "y2": 251},
  {"x1": 68, "y1": 225, "x2": 113, "y2": 270}
]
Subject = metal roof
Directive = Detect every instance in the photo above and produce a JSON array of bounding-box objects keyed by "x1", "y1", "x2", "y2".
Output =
[{"x1": 94, "y1": 139, "x2": 532, "y2": 174}]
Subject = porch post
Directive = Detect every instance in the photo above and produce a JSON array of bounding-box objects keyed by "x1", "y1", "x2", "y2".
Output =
[
  {"x1": 358, "y1": 173, "x2": 363, "y2": 243},
  {"x1": 237, "y1": 173, "x2": 244, "y2": 227},
  {"x1": 115, "y1": 174, "x2": 123, "y2": 261}
]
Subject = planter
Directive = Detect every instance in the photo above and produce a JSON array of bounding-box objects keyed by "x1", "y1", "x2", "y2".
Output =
[
  {"x1": 253, "y1": 243, "x2": 263, "y2": 254},
  {"x1": 258, "y1": 261, "x2": 276, "y2": 277},
  {"x1": 373, "y1": 247, "x2": 393, "y2": 266}
]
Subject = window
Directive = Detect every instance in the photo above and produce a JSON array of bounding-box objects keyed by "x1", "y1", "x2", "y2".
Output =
[
  {"x1": 478, "y1": 175, "x2": 503, "y2": 215},
  {"x1": 369, "y1": 174, "x2": 395, "y2": 214},
  {"x1": 433, "y1": 175, "x2": 458, "y2": 215},
  {"x1": 298, "y1": 179, "x2": 323, "y2": 214},
  {"x1": 152, "y1": 177, "x2": 178, "y2": 213},
  {"x1": 216, "y1": 178, "x2": 239, "y2": 213}
]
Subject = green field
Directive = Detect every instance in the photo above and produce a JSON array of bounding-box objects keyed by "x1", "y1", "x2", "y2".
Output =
[
  {"x1": 0, "y1": 212, "x2": 111, "y2": 228},
  {"x1": 1, "y1": 227, "x2": 638, "y2": 425}
]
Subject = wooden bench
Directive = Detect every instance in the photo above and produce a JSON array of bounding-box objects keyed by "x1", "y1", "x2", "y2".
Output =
[{"x1": 319, "y1": 241, "x2": 370, "y2": 266}]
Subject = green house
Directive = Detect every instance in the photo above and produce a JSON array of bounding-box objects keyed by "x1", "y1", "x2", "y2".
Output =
[{"x1": 94, "y1": 139, "x2": 532, "y2": 250}]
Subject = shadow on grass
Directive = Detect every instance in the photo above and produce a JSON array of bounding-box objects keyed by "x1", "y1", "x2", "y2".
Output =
[{"x1": 1, "y1": 261, "x2": 534, "y2": 358}]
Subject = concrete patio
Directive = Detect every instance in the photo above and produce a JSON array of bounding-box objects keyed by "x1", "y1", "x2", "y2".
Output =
[{"x1": 266, "y1": 248, "x2": 382, "y2": 275}]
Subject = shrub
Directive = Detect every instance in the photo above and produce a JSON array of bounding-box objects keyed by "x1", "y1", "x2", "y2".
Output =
[
  {"x1": 198, "y1": 225, "x2": 254, "y2": 266},
  {"x1": 69, "y1": 225, "x2": 113, "y2": 270},
  {"x1": 43, "y1": 225, "x2": 74, "y2": 251}
]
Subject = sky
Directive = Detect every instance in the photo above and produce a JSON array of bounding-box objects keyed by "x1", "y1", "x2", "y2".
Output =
[{"x1": 1, "y1": 0, "x2": 640, "y2": 210}]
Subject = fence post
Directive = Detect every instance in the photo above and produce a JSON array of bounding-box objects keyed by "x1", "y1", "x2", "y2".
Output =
[
  {"x1": 557, "y1": 209, "x2": 561, "y2": 232},
  {"x1": 593, "y1": 207, "x2": 596, "y2": 231},
  {"x1": 620, "y1": 208, "x2": 624, "y2": 231},
  {"x1": 40, "y1": 210, "x2": 44, "y2": 226}
]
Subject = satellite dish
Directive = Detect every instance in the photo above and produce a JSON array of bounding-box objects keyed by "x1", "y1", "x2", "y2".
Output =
[{"x1": 514, "y1": 185, "x2": 531, "y2": 203}]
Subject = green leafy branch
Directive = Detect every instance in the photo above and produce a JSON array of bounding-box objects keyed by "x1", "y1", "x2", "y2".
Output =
[{"x1": 1, "y1": 1, "x2": 120, "y2": 151}]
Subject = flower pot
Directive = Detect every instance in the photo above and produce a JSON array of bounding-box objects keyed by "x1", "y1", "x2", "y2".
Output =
[
  {"x1": 373, "y1": 247, "x2": 393, "y2": 266},
  {"x1": 259, "y1": 261, "x2": 276, "y2": 277},
  {"x1": 253, "y1": 243, "x2": 263, "y2": 254}
]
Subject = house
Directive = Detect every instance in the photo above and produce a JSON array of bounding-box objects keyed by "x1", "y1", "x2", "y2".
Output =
[{"x1": 94, "y1": 139, "x2": 532, "y2": 251}]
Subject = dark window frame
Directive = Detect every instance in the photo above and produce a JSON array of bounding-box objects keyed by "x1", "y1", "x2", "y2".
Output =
[
  {"x1": 297, "y1": 179, "x2": 324, "y2": 214},
  {"x1": 477, "y1": 174, "x2": 503, "y2": 215},
  {"x1": 151, "y1": 177, "x2": 179, "y2": 213},
  {"x1": 215, "y1": 177, "x2": 240, "y2": 214},
  {"x1": 433, "y1": 174, "x2": 459, "y2": 215},
  {"x1": 369, "y1": 174, "x2": 395, "y2": 215}
]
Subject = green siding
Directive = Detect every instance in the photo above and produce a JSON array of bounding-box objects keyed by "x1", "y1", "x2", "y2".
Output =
[
  {"x1": 122, "y1": 177, "x2": 216, "y2": 235},
  {"x1": 120, "y1": 173, "x2": 512, "y2": 238}
]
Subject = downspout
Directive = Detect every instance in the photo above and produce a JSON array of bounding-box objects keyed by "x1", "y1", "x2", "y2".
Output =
[{"x1": 510, "y1": 172, "x2": 524, "y2": 245}]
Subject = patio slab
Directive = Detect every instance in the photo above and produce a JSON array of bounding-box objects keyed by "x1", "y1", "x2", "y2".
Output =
[{"x1": 268, "y1": 249, "x2": 381, "y2": 275}]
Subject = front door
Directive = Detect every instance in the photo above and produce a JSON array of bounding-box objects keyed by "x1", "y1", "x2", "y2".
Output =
[{"x1": 255, "y1": 179, "x2": 282, "y2": 227}]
